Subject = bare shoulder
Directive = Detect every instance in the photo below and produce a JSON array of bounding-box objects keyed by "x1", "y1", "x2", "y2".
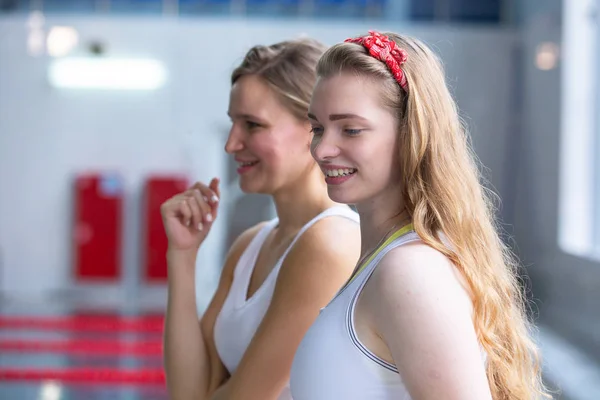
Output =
[
  {"x1": 275, "y1": 211, "x2": 361, "y2": 301},
  {"x1": 367, "y1": 240, "x2": 472, "y2": 311},
  {"x1": 362, "y1": 241, "x2": 491, "y2": 399},
  {"x1": 286, "y1": 211, "x2": 361, "y2": 274},
  {"x1": 297, "y1": 211, "x2": 361, "y2": 248},
  {"x1": 229, "y1": 221, "x2": 269, "y2": 255},
  {"x1": 221, "y1": 221, "x2": 270, "y2": 277}
]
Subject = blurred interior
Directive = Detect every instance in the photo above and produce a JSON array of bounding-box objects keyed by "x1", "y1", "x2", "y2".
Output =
[{"x1": 0, "y1": 0, "x2": 599, "y2": 398}]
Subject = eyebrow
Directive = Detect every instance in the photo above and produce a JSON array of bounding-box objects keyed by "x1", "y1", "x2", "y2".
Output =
[
  {"x1": 228, "y1": 112, "x2": 263, "y2": 121},
  {"x1": 307, "y1": 112, "x2": 368, "y2": 122}
]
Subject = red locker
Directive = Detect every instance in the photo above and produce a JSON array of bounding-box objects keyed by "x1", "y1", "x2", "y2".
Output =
[
  {"x1": 73, "y1": 173, "x2": 123, "y2": 281},
  {"x1": 142, "y1": 175, "x2": 189, "y2": 282}
]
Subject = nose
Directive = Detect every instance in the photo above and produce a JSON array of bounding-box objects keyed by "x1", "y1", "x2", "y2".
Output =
[
  {"x1": 224, "y1": 125, "x2": 244, "y2": 154},
  {"x1": 311, "y1": 131, "x2": 341, "y2": 162}
]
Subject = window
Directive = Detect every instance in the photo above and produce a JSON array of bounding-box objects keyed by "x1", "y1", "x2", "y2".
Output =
[
  {"x1": 594, "y1": 13, "x2": 600, "y2": 256},
  {"x1": 558, "y1": 0, "x2": 599, "y2": 258},
  {"x1": 409, "y1": 0, "x2": 502, "y2": 23}
]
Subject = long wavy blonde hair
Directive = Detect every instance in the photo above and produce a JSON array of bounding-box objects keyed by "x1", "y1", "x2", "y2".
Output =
[{"x1": 317, "y1": 32, "x2": 550, "y2": 399}]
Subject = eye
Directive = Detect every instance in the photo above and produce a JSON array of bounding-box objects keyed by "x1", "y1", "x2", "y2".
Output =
[
  {"x1": 310, "y1": 126, "x2": 324, "y2": 136},
  {"x1": 345, "y1": 128, "x2": 363, "y2": 136},
  {"x1": 246, "y1": 121, "x2": 261, "y2": 130}
]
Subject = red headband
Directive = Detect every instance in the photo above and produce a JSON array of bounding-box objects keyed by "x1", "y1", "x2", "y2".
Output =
[{"x1": 344, "y1": 30, "x2": 409, "y2": 92}]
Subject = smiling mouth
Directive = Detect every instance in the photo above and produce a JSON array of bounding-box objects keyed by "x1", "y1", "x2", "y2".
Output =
[
  {"x1": 238, "y1": 161, "x2": 259, "y2": 167},
  {"x1": 324, "y1": 168, "x2": 357, "y2": 177}
]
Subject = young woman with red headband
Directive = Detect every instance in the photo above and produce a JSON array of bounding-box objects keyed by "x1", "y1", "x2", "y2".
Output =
[
  {"x1": 290, "y1": 31, "x2": 550, "y2": 400},
  {"x1": 162, "y1": 38, "x2": 361, "y2": 400}
]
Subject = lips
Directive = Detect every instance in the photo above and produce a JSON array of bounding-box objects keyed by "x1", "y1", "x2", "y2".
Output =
[
  {"x1": 324, "y1": 167, "x2": 357, "y2": 178},
  {"x1": 236, "y1": 159, "x2": 259, "y2": 174},
  {"x1": 321, "y1": 165, "x2": 357, "y2": 185}
]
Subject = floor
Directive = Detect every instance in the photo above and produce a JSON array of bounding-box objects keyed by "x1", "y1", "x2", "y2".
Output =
[
  {"x1": 538, "y1": 328, "x2": 600, "y2": 400},
  {"x1": 0, "y1": 298, "x2": 169, "y2": 400},
  {"x1": 1, "y1": 297, "x2": 600, "y2": 400}
]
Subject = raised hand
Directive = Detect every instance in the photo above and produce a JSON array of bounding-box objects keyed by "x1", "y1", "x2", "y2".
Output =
[{"x1": 160, "y1": 178, "x2": 221, "y2": 253}]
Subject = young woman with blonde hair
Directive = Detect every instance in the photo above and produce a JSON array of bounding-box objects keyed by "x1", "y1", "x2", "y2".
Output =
[
  {"x1": 162, "y1": 38, "x2": 360, "y2": 400},
  {"x1": 291, "y1": 31, "x2": 549, "y2": 400}
]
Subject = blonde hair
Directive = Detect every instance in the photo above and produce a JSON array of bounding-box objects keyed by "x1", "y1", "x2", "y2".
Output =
[
  {"x1": 232, "y1": 38, "x2": 327, "y2": 121},
  {"x1": 317, "y1": 33, "x2": 549, "y2": 399}
]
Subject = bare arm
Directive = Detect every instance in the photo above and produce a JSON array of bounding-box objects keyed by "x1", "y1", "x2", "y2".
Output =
[
  {"x1": 367, "y1": 242, "x2": 492, "y2": 400},
  {"x1": 161, "y1": 176, "x2": 267, "y2": 400},
  {"x1": 164, "y1": 224, "x2": 265, "y2": 400},
  {"x1": 163, "y1": 249, "x2": 215, "y2": 400},
  {"x1": 212, "y1": 216, "x2": 361, "y2": 400}
]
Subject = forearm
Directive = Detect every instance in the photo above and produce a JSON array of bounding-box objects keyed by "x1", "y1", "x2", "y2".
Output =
[{"x1": 163, "y1": 250, "x2": 210, "y2": 400}]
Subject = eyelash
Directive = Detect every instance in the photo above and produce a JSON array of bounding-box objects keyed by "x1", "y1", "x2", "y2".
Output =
[
  {"x1": 310, "y1": 127, "x2": 363, "y2": 136},
  {"x1": 246, "y1": 121, "x2": 261, "y2": 130},
  {"x1": 345, "y1": 129, "x2": 362, "y2": 136},
  {"x1": 310, "y1": 127, "x2": 324, "y2": 136}
]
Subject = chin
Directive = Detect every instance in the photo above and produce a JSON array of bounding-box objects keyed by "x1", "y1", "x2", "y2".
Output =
[
  {"x1": 238, "y1": 179, "x2": 259, "y2": 194},
  {"x1": 325, "y1": 187, "x2": 357, "y2": 205},
  {"x1": 238, "y1": 177, "x2": 276, "y2": 195}
]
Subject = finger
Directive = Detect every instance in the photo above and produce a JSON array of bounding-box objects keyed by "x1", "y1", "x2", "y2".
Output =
[
  {"x1": 190, "y1": 189, "x2": 213, "y2": 225},
  {"x1": 191, "y1": 182, "x2": 219, "y2": 211},
  {"x1": 185, "y1": 192, "x2": 204, "y2": 231},
  {"x1": 162, "y1": 193, "x2": 188, "y2": 216},
  {"x1": 160, "y1": 197, "x2": 177, "y2": 218},
  {"x1": 209, "y1": 178, "x2": 221, "y2": 199},
  {"x1": 179, "y1": 198, "x2": 193, "y2": 227}
]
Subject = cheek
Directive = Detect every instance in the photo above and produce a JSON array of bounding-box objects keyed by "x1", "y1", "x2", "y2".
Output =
[
  {"x1": 246, "y1": 135, "x2": 285, "y2": 168},
  {"x1": 383, "y1": 141, "x2": 402, "y2": 180},
  {"x1": 251, "y1": 126, "x2": 313, "y2": 168},
  {"x1": 360, "y1": 137, "x2": 399, "y2": 176},
  {"x1": 382, "y1": 138, "x2": 399, "y2": 163},
  {"x1": 278, "y1": 130, "x2": 313, "y2": 161},
  {"x1": 259, "y1": 144, "x2": 280, "y2": 165}
]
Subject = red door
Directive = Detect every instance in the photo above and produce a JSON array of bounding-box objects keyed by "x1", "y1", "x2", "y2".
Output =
[
  {"x1": 73, "y1": 173, "x2": 123, "y2": 281},
  {"x1": 142, "y1": 175, "x2": 189, "y2": 282}
]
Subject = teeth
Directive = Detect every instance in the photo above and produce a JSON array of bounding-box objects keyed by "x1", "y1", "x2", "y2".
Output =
[
  {"x1": 239, "y1": 161, "x2": 257, "y2": 167},
  {"x1": 325, "y1": 168, "x2": 356, "y2": 177}
]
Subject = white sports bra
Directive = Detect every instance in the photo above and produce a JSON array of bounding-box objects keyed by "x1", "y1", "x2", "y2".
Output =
[
  {"x1": 213, "y1": 206, "x2": 359, "y2": 400},
  {"x1": 291, "y1": 227, "x2": 487, "y2": 399},
  {"x1": 290, "y1": 229, "x2": 421, "y2": 400}
]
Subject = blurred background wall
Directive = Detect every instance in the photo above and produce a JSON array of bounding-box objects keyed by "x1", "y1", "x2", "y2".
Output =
[
  {"x1": 0, "y1": 0, "x2": 599, "y2": 398},
  {"x1": 0, "y1": 16, "x2": 519, "y2": 306}
]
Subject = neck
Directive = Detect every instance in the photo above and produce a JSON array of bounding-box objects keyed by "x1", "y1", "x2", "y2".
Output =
[
  {"x1": 271, "y1": 165, "x2": 341, "y2": 233},
  {"x1": 355, "y1": 186, "x2": 410, "y2": 257}
]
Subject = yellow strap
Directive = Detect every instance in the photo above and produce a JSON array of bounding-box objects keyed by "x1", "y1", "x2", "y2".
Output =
[{"x1": 348, "y1": 223, "x2": 414, "y2": 284}]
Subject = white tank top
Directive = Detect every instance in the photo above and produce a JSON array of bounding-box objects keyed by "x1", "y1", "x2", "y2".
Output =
[
  {"x1": 213, "y1": 206, "x2": 359, "y2": 400},
  {"x1": 290, "y1": 230, "x2": 421, "y2": 400}
]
